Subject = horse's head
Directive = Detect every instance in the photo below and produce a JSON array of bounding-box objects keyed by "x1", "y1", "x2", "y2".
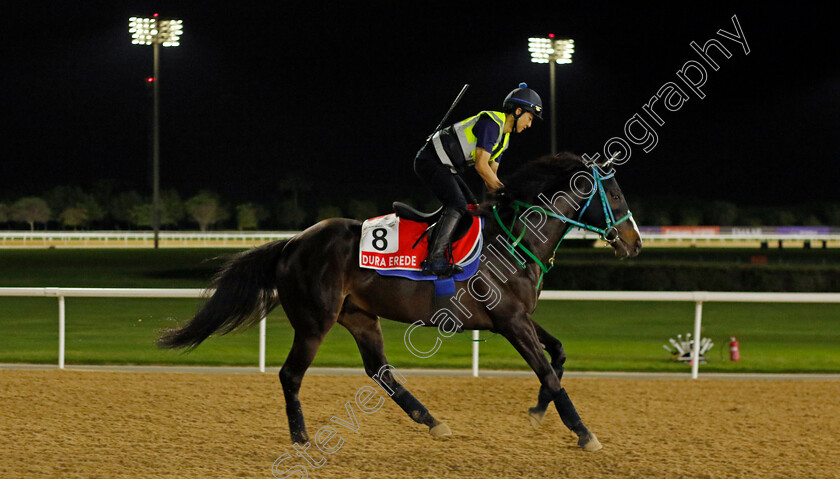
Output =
[
  {"x1": 575, "y1": 164, "x2": 642, "y2": 258},
  {"x1": 499, "y1": 152, "x2": 641, "y2": 259}
]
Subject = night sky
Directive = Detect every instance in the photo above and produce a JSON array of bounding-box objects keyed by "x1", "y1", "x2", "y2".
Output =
[{"x1": 2, "y1": 2, "x2": 838, "y2": 208}]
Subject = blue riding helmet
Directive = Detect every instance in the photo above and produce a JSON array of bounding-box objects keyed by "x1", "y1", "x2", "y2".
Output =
[{"x1": 503, "y1": 82, "x2": 543, "y2": 119}]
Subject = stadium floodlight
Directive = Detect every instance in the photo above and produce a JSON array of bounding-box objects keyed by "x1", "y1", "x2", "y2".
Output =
[
  {"x1": 528, "y1": 35, "x2": 574, "y2": 154},
  {"x1": 129, "y1": 16, "x2": 183, "y2": 46},
  {"x1": 129, "y1": 14, "x2": 183, "y2": 248}
]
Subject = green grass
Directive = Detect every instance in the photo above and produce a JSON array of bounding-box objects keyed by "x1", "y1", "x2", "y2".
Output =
[{"x1": 1, "y1": 248, "x2": 839, "y2": 372}]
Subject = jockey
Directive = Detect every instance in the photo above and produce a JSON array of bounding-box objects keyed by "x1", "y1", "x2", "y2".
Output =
[{"x1": 415, "y1": 83, "x2": 542, "y2": 276}]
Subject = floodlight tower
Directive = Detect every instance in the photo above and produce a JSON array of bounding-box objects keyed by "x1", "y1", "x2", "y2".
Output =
[
  {"x1": 528, "y1": 35, "x2": 574, "y2": 155},
  {"x1": 129, "y1": 14, "x2": 183, "y2": 248}
]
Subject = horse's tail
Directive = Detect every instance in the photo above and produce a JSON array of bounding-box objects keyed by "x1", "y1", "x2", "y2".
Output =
[{"x1": 157, "y1": 239, "x2": 289, "y2": 350}]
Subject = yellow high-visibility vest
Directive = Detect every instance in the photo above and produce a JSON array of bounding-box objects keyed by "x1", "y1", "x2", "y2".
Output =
[{"x1": 431, "y1": 111, "x2": 509, "y2": 173}]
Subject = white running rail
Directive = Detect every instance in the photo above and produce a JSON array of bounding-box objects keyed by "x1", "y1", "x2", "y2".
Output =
[
  {"x1": 3, "y1": 229, "x2": 839, "y2": 247},
  {"x1": 2, "y1": 288, "x2": 840, "y2": 378}
]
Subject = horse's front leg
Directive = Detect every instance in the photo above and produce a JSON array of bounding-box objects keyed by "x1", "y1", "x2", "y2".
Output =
[
  {"x1": 528, "y1": 321, "x2": 566, "y2": 427},
  {"x1": 497, "y1": 313, "x2": 601, "y2": 452}
]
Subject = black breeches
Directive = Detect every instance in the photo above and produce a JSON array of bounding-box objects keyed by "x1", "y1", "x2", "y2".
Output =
[{"x1": 414, "y1": 154, "x2": 468, "y2": 214}]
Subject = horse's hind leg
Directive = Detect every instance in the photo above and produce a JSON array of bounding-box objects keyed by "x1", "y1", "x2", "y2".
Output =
[
  {"x1": 278, "y1": 286, "x2": 341, "y2": 443},
  {"x1": 338, "y1": 303, "x2": 451, "y2": 438},
  {"x1": 279, "y1": 329, "x2": 333, "y2": 444},
  {"x1": 529, "y1": 321, "x2": 567, "y2": 428}
]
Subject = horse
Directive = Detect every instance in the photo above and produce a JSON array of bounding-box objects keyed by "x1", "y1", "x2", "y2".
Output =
[{"x1": 158, "y1": 152, "x2": 642, "y2": 452}]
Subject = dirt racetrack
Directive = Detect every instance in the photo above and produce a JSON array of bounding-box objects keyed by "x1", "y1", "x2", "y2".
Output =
[{"x1": 1, "y1": 370, "x2": 838, "y2": 478}]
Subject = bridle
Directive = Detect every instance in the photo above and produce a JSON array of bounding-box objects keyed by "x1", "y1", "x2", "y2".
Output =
[{"x1": 491, "y1": 163, "x2": 633, "y2": 288}]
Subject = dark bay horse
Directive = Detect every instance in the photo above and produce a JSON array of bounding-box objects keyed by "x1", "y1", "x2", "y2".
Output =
[{"x1": 159, "y1": 152, "x2": 641, "y2": 452}]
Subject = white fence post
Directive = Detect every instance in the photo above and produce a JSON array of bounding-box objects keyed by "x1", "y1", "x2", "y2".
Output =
[
  {"x1": 472, "y1": 330, "x2": 480, "y2": 377},
  {"x1": 691, "y1": 300, "x2": 703, "y2": 379},
  {"x1": 58, "y1": 295, "x2": 66, "y2": 369},
  {"x1": 259, "y1": 317, "x2": 266, "y2": 373}
]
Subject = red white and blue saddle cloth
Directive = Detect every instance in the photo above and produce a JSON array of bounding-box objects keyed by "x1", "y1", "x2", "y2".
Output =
[{"x1": 359, "y1": 213, "x2": 483, "y2": 281}]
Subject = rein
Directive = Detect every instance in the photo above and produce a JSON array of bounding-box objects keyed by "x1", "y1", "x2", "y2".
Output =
[{"x1": 491, "y1": 165, "x2": 633, "y2": 289}]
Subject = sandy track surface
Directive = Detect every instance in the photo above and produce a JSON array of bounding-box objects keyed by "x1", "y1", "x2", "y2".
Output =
[{"x1": 2, "y1": 370, "x2": 838, "y2": 478}]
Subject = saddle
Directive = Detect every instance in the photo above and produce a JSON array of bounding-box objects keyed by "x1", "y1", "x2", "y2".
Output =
[
  {"x1": 391, "y1": 201, "x2": 475, "y2": 244},
  {"x1": 358, "y1": 203, "x2": 483, "y2": 272}
]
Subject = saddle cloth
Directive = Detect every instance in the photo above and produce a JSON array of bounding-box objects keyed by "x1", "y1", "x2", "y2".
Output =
[{"x1": 359, "y1": 213, "x2": 483, "y2": 272}]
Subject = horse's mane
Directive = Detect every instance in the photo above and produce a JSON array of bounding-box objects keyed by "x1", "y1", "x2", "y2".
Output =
[
  {"x1": 475, "y1": 152, "x2": 589, "y2": 221},
  {"x1": 491, "y1": 152, "x2": 589, "y2": 205}
]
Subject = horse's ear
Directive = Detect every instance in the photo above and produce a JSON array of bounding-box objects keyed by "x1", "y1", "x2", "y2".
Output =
[
  {"x1": 596, "y1": 151, "x2": 624, "y2": 169},
  {"x1": 580, "y1": 155, "x2": 604, "y2": 169}
]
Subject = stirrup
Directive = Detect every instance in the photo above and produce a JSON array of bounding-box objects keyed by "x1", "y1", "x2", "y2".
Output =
[{"x1": 421, "y1": 258, "x2": 463, "y2": 277}]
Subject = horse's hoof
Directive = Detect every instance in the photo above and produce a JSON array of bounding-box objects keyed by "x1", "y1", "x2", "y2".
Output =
[
  {"x1": 528, "y1": 407, "x2": 546, "y2": 428},
  {"x1": 578, "y1": 432, "x2": 603, "y2": 452},
  {"x1": 429, "y1": 423, "x2": 452, "y2": 438}
]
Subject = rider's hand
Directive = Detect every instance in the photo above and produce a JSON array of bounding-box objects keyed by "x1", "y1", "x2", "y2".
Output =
[{"x1": 486, "y1": 178, "x2": 504, "y2": 192}]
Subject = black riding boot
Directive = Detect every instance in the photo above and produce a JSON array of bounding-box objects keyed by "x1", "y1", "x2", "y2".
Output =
[{"x1": 422, "y1": 208, "x2": 464, "y2": 277}]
